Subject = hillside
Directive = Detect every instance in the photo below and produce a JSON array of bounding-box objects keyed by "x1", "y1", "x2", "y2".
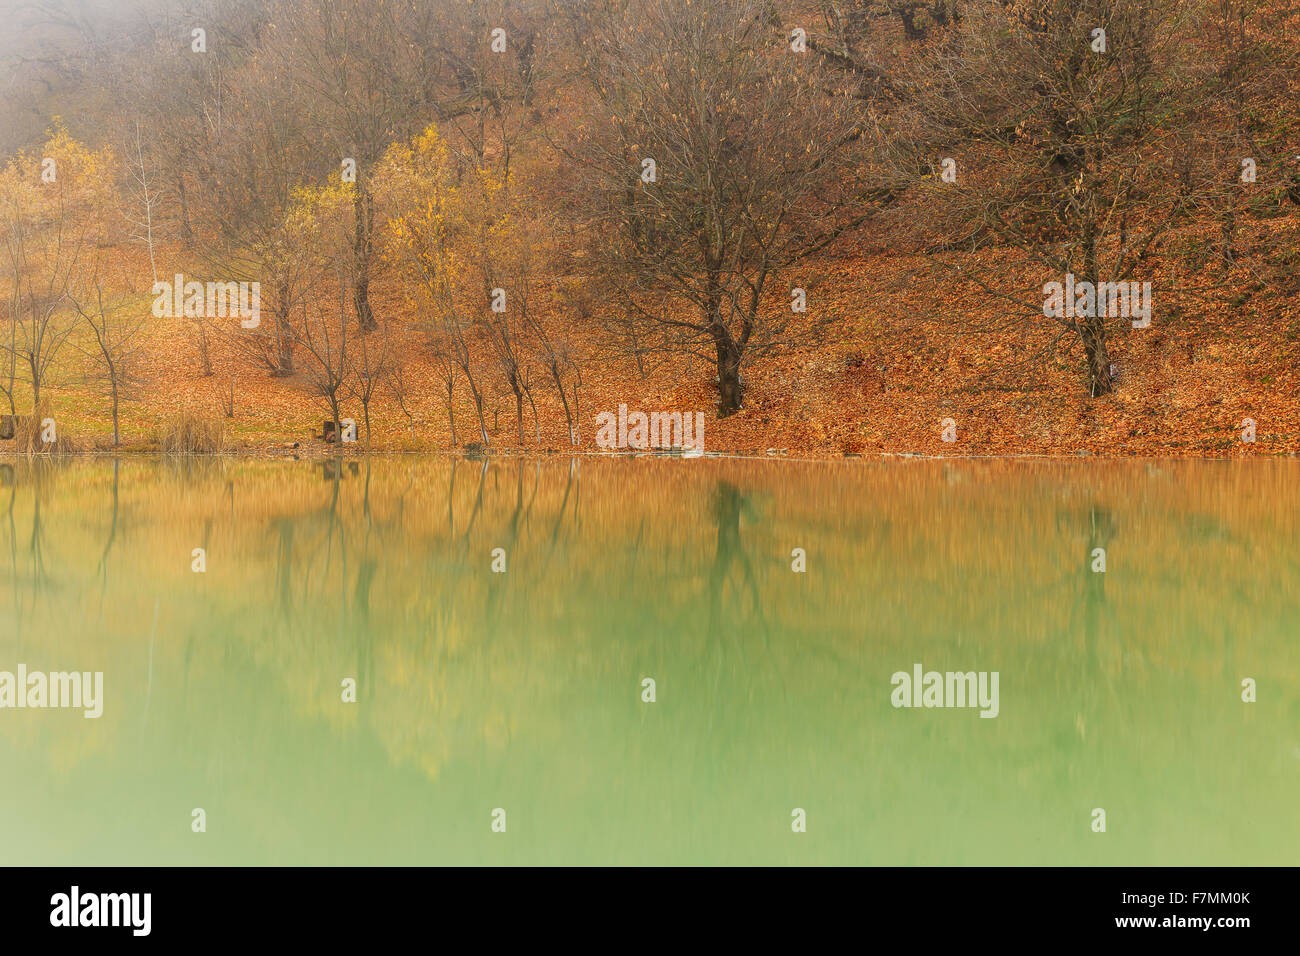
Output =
[
  {"x1": 4, "y1": 212, "x2": 1298, "y2": 459},
  {"x1": 2, "y1": 0, "x2": 1298, "y2": 459}
]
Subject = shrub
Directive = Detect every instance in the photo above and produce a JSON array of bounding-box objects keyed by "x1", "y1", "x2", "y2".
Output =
[
  {"x1": 12, "y1": 400, "x2": 75, "y2": 456},
  {"x1": 157, "y1": 409, "x2": 226, "y2": 454}
]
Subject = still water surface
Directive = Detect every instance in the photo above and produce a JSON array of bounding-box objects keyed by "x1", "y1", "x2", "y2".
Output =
[{"x1": 1, "y1": 456, "x2": 1296, "y2": 864}]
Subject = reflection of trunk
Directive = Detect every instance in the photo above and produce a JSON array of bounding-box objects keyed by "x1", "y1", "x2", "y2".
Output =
[
  {"x1": 355, "y1": 534, "x2": 375, "y2": 724},
  {"x1": 355, "y1": 559, "x2": 376, "y2": 621},
  {"x1": 707, "y1": 481, "x2": 764, "y2": 631},
  {"x1": 447, "y1": 459, "x2": 457, "y2": 536},
  {"x1": 710, "y1": 483, "x2": 744, "y2": 589},
  {"x1": 30, "y1": 489, "x2": 47, "y2": 589},
  {"x1": 324, "y1": 465, "x2": 343, "y2": 571},
  {"x1": 1082, "y1": 505, "x2": 1115, "y2": 668},
  {"x1": 276, "y1": 522, "x2": 294, "y2": 617},
  {"x1": 487, "y1": 462, "x2": 526, "y2": 627},
  {"x1": 462, "y1": 459, "x2": 488, "y2": 544},
  {"x1": 6, "y1": 481, "x2": 15, "y2": 609},
  {"x1": 98, "y1": 458, "x2": 120, "y2": 575},
  {"x1": 354, "y1": 558, "x2": 374, "y2": 724},
  {"x1": 353, "y1": 182, "x2": 376, "y2": 332},
  {"x1": 549, "y1": 458, "x2": 577, "y2": 549},
  {"x1": 108, "y1": 369, "x2": 121, "y2": 446}
]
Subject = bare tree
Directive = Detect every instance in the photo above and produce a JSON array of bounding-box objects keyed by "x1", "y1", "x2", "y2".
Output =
[
  {"x1": 422, "y1": 324, "x2": 461, "y2": 447},
  {"x1": 348, "y1": 311, "x2": 393, "y2": 446},
  {"x1": 0, "y1": 139, "x2": 102, "y2": 411},
  {"x1": 531, "y1": 323, "x2": 581, "y2": 447},
  {"x1": 374, "y1": 124, "x2": 492, "y2": 448},
  {"x1": 387, "y1": 360, "x2": 419, "y2": 440},
  {"x1": 573, "y1": 0, "x2": 870, "y2": 416},
  {"x1": 897, "y1": 0, "x2": 1219, "y2": 397},
  {"x1": 123, "y1": 120, "x2": 163, "y2": 285},
  {"x1": 295, "y1": 287, "x2": 351, "y2": 446},
  {"x1": 272, "y1": 0, "x2": 536, "y2": 334},
  {"x1": 483, "y1": 279, "x2": 532, "y2": 445},
  {"x1": 70, "y1": 272, "x2": 146, "y2": 447},
  {"x1": 449, "y1": 305, "x2": 491, "y2": 449},
  {"x1": 1199, "y1": 0, "x2": 1300, "y2": 266},
  {"x1": 195, "y1": 45, "x2": 313, "y2": 378}
]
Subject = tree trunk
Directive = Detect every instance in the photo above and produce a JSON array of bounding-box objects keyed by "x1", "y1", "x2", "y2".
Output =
[
  {"x1": 110, "y1": 379, "x2": 120, "y2": 447},
  {"x1": 1081, "y1": 315, "x2": 1114, "y2": 398},
  {"x1": 523, "y1": 383, "x2": 540, "y2": 444},
  {"x1": 513, "y1": 387, "x2": 524, "y2": 444},
  {"x1": 571, "y1": 369, "x2": 581, "y2": 445},
  {"x1": 1220, "y1": 162, "x2": 1238, "y2": 265},
  {"x1": 899, "y1": 8, "x2": 924, "y2": 40},
  {"x1": 353, "y1": 183, "x2": 377, "y2": 333},
  {"x1": 466, "y1": 375, "x2": 489, "y2": 447},
  {"x1": 1079, "y1": 240, "x2": 1113, "y2": 398},
  {"x1": 713, "y1": 328, "x2": 743, "y2": 417},
  {"x1": 549, "y1": 361, "x2": 575, "y2": 446},
  {"x1": 195, "y1": 319, "x2": 213, "y2": 376},
  {"x1": 274, "y1": 297, "x2": 294, "y2": 376},
  {"x1": 5, "y1": 318, "x2": 15, "y2": 416},
  {"x1": 445, "y1": 378, "x2": 458, "y2": 446},
  {"x1": 328, "y1": 394, "x2": 341, "y2": 448},
  {"x1": 177, "y1": 173, "x2": 194, "y2": 250},
  {"x1": 477, "y1": 397, "x2": 489, "y2": 445}
]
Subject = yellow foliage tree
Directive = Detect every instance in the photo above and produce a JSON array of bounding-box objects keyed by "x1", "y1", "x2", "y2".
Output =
[{"x1": 0, "y1": 122, "x2": 118, "y2": 414}]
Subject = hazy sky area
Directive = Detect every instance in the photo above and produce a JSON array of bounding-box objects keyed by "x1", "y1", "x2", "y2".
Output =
[{"x1": 0, "y1": 0, "x2": 178, "y2": 155}]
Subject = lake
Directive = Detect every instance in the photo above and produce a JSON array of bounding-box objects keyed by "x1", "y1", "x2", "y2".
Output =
[{"x1": 1, "y1": 455, "x2": 1296, "y2": 865}]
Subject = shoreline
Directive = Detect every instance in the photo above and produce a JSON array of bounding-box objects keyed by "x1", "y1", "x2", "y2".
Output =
[{"x1": 1, "y1": 446, "x2": 1293, "y2": 463}]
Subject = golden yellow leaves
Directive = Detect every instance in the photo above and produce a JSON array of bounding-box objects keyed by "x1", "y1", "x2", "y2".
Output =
[{"x1": 0, "y1": 122, "x2": 118, "y2": 238}]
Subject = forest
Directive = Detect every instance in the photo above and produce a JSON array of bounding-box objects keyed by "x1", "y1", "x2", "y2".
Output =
[{"x1": 1, "y1": 0, "x2": 1298, "y2": 456}]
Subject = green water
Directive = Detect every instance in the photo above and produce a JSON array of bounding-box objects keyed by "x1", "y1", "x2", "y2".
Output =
[{"x1": 0, "y1": 456, "x2": 1296, "y2": 865}]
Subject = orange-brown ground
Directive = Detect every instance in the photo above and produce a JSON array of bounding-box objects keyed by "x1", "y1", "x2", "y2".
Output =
[{"x1": 5, "y1": 216, "x2": 1299, "y2": 460}]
